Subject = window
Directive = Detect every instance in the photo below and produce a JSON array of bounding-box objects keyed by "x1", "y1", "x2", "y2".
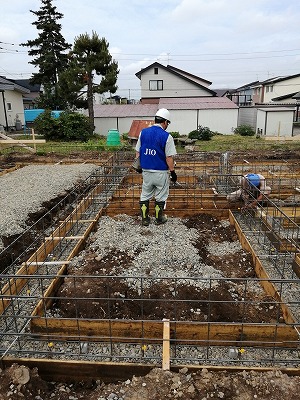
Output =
[
  {"x1": 154, "y1": 67, "x2": 158, "y2": 75},
  {"x1": 7, "y1": 102, "x2": 12, "y2": 111},
  {"x1": 149, "y1": 80, "x2": 163, "y2": 91}
]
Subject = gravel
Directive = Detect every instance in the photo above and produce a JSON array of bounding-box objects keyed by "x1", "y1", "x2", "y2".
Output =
[{"x1": 0, "y1": 164, "x2": 97, "y2": 246}]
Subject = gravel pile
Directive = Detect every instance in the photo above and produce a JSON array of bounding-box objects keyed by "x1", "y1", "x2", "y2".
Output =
[{"x1": 0, "y1": 164, "x2": 97, "y2": 247}]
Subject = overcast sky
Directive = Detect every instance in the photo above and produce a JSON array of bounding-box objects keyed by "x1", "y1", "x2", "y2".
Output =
[{"x1": 1, "y1": 0, "x2": 300, "y2": 100}]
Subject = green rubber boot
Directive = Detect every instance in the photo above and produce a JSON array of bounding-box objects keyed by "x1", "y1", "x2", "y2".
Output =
[
  {"x1": 139, "y1": 200, "x2": 150, "y2": 226},
  {"x1": 155, "y1": 201, "x2": 167, "y2": 225}
]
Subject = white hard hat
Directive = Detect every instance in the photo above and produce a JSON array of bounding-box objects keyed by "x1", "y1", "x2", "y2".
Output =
[{"x1": 155, "y1": 108, "x2": 171, "y2": 122}]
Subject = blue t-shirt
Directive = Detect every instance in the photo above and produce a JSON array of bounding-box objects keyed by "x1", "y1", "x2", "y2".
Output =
[
  {"x1": 139, "y1": 125, "x2": 169, "y2": 170},
  {"x1": 245, "y1": 173, "x2": 260, "y2": 188}
]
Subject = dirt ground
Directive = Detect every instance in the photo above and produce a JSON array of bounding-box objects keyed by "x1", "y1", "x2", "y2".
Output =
[
  {"x1": 56, "y1": 214, "x2": 281, "y2": 324},
  {"x1": 1, "y1": 150, "x2": 300, "y2": 399},
  {"x1": 1, "y1": 363, "x2": 300, "y2": 399}
]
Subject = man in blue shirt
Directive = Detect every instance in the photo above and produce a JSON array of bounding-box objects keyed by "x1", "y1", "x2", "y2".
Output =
[
  {"x1": 135, "y1": 108, "x2": 177, "y2": 226},
  {"x1": 227, "y1": 173, "x2": 271, "y2": 210}
]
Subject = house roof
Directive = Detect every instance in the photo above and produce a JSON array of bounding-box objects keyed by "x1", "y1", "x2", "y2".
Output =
[
  {"x1": 93, "y1": 104, "x2": 158, "y2": 118},
  {"x1": 135, "y1": 62, "x2": 216, "y2": 96},
  {"x1": 272, "y1": 92, "x2": 299, "y2": 101},
  {"x1": 128, "y1": 120, "x2": 153, "y2": 139},
  {"x1": 257, "y1": 107, "x2": 296, "y2": 112},
  {"x1": 12, "y1": 79, "x2": 41, "y2": 92},
  {"x1": 292, "y1": 91, "x2": 300, "y2": 99},
  {"x1": 93, "y1": 97, "x2": 238, "y2": 118},
  {"x1": 0, "y1": 76, "x2": 30, "y2": 94},
  {"x1": 260, "y1": 73, "x2": 300, "y2": 85},
  {"x1": 234, "y1": 81, "x2": 260, "y2": 91},
  {"x1": 158, "y1": 97, "x2": 238, "y2": 110},
  {"x1": 212, "y1": 88, "x2": 235, "y2": 97}
]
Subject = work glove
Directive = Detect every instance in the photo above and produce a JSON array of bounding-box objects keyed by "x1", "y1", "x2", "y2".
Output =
[
  {"x1": 170, "y1": 170, "x2": 177, "y2": 183},
  {"x1": 132, "y1": 157, "x2": 142, "y2": 173}
]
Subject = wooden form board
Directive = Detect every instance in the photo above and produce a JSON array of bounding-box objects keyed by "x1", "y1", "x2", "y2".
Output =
[
  {"x1": 3, "y1": 357, "x2": 300, "y2": 383},
  {"x1": 30, "y1": 317, "x2": 299, "y2": 349},
  {"x1": 0, "y1": 139, "x2": 46, "y2": 144}
]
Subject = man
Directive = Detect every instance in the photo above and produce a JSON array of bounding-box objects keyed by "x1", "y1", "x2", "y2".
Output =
[
  {"x1": 135, "y1": 108, "x2": 177, "y2": 226},
  {"x1": 227, "y1": 173, "x2": 271, "y2": 210}
]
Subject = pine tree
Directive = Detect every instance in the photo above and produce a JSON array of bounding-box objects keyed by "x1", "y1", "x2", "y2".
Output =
[
  {"x1": 58, "y1": 31, "x2": 119, "y2": 128},
  {"x1": 21, "y1": 0, "x2": 71, "y2": 109}
]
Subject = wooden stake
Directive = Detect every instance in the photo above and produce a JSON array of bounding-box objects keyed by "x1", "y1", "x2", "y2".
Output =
[{"x1": 162, "y1": 319, "x2": 170, "y2": 371}]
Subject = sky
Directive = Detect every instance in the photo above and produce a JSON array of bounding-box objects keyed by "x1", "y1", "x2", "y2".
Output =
[{"x1": 1, "y1": 0, "x2": 300, "y2": 101}]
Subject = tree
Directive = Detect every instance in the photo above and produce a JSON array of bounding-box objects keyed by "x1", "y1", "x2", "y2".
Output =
[
  {"x1": 21, "y1": 0, "x2": 71, "y2": 109},
  {"x1": 59, "y1": 31, "x2": 119, "y2": 128}
]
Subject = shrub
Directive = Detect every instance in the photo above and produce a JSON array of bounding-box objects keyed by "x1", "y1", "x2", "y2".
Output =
[
  {"x1": 33, "y1": 111, "x2": 93, "y2": 141},
  {"x1": 234, "y1": 124, "x2": 255, "y2": 137},
  {"x1": 169, "y1": 131, "x2": 180, "y2": 138},
  {"x1": 58, "y1": 112, "x2": 93, "y2": 141},
  {"x1": 188, "y1": 125, "x2": 213, "y2": 141},
  {"x1": 33, "y1": 110, "x2": 58, "y2": 139}
]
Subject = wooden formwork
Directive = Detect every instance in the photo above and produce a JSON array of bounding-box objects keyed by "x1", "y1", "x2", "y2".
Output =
[
  {"x1": 2, "y1": 158, "x2": 300, "y2": 376},
  {"x1": 29, "y1": 208, "x2": 299, "y2": 351},
  {"x1": 2, "y1": 357, "x2": 300, "y2": 383}
]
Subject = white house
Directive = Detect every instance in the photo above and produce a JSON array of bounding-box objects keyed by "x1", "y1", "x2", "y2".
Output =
[
  {"x1": 93, "y1": 97, "x2": 238, "y2": 137},
  {"x1": 135, "y1": 62, "x2": 216, "y2": 103},
  {"x1": 92, "y1": 63, "x2": 238, "y2": 136},
  {"x1": 0, "y1": 77, "x2": 29, "y2": 130}
]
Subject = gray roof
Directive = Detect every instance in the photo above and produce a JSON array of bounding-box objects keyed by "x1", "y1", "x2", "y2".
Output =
[
  {"x1": 159, "y1": 97, "x2": 238, "y2": 110},
  {"x1": 0, "y1": 76, "x2": 30, "y2": 94},
  {"x1": 93, "y1": 104, "x2": 158, "y2": 118},
  {"x1": 93, "y1": 97, "x2": 237, "y2": 118}
]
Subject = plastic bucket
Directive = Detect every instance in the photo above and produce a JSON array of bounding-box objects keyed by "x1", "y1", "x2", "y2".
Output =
[{"x1": 106, "y1": 129, "x2": 121, "y2": 146}]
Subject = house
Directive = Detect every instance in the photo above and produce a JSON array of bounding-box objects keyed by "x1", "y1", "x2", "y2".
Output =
[
  {"x1": 91, "y1": 63, "x2": 238, "y2": 136},
  {"x1": 135, "y1": 62, "x2": 216, "y2": 104},
  {"x1": 93, "y1": 97, "x2": 238, "y2": 137},
  {"x1": 0, "y1": 77, "x2": 30, "y2": 131},
  {"x1": 12, "y1": 79, "x2": 42, "y2": 109},
  {"x1": 227, "y1": 81, "x2": 259, "y2": 107},
  {"x1": 229, "y1": 73, "x2": 300, "y2": 107}
]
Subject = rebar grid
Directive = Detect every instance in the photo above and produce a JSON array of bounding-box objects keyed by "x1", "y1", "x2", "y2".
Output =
[{"x1": 1, "y1": 151, "x2": 300, "y2": 369}]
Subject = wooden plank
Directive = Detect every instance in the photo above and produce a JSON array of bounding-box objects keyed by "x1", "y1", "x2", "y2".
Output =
[
  {"x1": 2, "y1": 358, "x2": 154, "y2": 383},
  {"x1": 30, "y1": 318, "x2": 299, "y2": 348},
  {"x1": 162, "y1": 319, "x2": 170, "y2": 371},
  {"x1": 292, "y1": 253, "x2": 300, "y2": 278},
  {"x1": 45, "y1": 236, "x2": 85, "y2": 240},
  {"x1": 0, "y1": 139, "x2": 46, "y2": 144},
  {"x1": 3, "y1": 357, "x2": 300, "y2": 383},
  {"x1": 105, "y1": 208, "x2": 230, "y2": 219}
]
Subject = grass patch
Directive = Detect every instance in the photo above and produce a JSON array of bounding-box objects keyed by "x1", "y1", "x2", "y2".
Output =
[{"x1": 1, "y1": 134, "x2": 299, "y2": 156}]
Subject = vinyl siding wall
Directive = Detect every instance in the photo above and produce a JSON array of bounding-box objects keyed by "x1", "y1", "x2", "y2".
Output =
[{"x1": 140, "y1": 68, "x2": 212, "y2": 98}]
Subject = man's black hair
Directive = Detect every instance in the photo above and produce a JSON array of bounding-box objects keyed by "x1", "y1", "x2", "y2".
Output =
[{"x1": 155, "y1": 116, "x2": 166, "y2": 124}]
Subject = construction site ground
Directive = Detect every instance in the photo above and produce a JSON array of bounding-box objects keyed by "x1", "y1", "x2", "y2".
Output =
[{"x1": 1, "y1": 149, "x2": 300, "y2": 399}]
